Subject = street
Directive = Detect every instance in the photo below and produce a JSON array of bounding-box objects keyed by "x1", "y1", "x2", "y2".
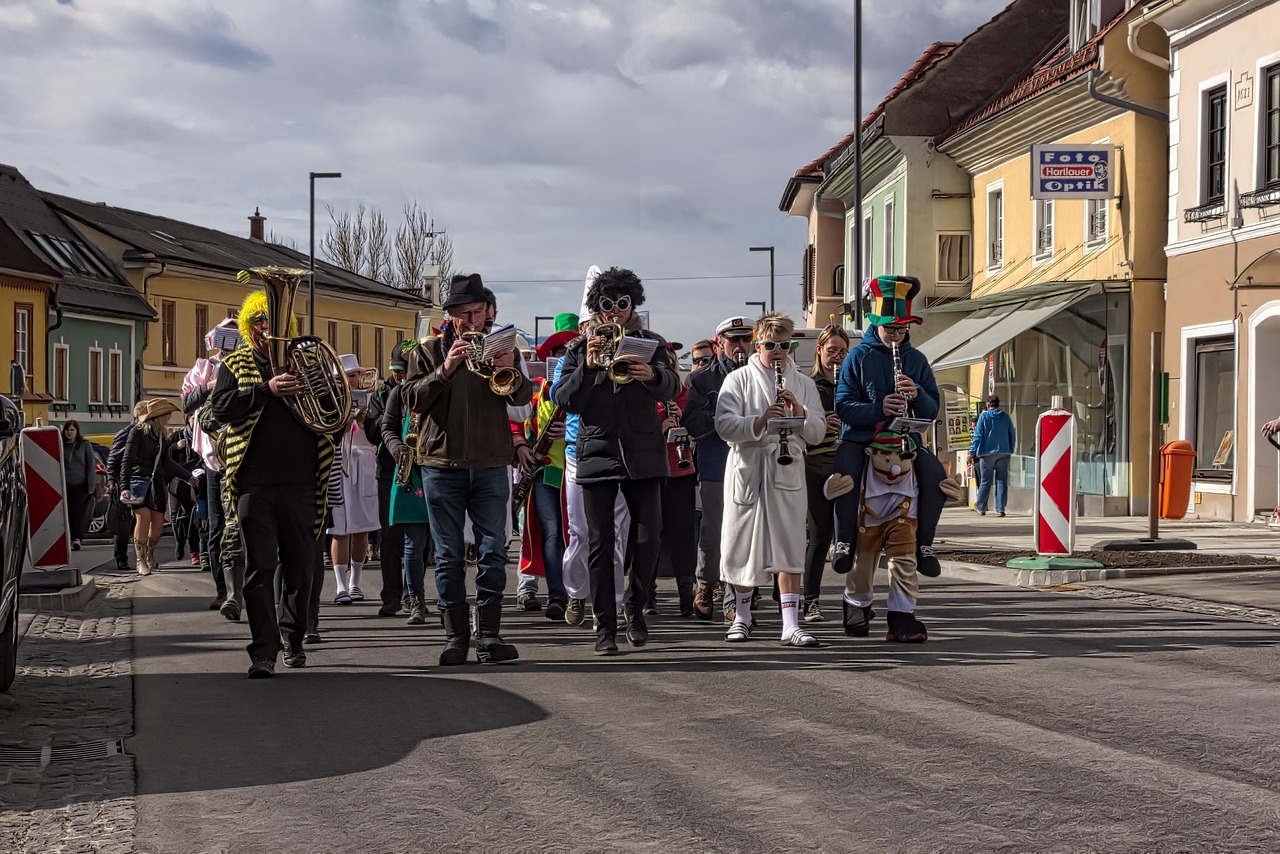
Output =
[{"x1": 5, "y1": 539, "x2": 1280, "y2": 854}]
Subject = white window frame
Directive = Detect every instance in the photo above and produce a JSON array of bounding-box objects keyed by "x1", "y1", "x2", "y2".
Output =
[
  {"x1": 1180, "y1": 320, "x2": 1237, "y2": 495},
  {"x1": 1033, "y1": 198, "x2": 1055, "y2": 265},
  {"x1": 883, "y1": 198, "x2": 895, "y2": 274},
  {"x1": 986, "y1": 180, "x2": 1004, "y2": 272},
  {"x1": 861, "y1": 213, "x2": 873, "y2": 281},
  {"x1": 1196, "y1": 73, "x2": 1232, "y2": 207},
  {"x1": 1256, "y1": 53, "x2": 1280, "y2": 191},
  {"x1": 1084, "y1": 136, "x2": 1111, "y2": 252},
  {"x1": 14, "y1": 305, "x2": 30, "y2": 378},
  {"x1": 1069, "y1": 0, "x2": 1099, "y2": 52},
  {"x1": 108, "y1": 348, "x2": 123, "y2": 404},
  {"x1": 87, "y1": 346, "x2": 103, "y2": 405},
  {"x1": 53, "y1": 342, "x2": 69, "y2": 401}
]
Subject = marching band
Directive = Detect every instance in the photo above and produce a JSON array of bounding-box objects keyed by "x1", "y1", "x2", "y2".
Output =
[{"x1": 149, "y1": 267, "x2": 950, "y2": 677}]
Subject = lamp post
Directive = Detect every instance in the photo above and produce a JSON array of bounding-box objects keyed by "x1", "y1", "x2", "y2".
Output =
[
  {"x1": 852, "y1": 0, "x2": 864, "y2": 330},
  {"x1": 744, "y1": 300, "x2": 766, "y2": 318},
  {"x1": 533, "y1": 315, "x2": 555, "y2": 347},
  {"x1": 749, "y1": 246, "x2": 775, "y2": 312},
  {"x1": 309, "y1": 171, "x2": 342, "y2": 336}
]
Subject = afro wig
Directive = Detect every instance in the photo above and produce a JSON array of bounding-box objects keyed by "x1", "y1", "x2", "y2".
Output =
[
  {"x1": 586, "y1": 266, "x2": 645, "y2": 312},
  {"x1": 237, "y1": 289, "x2": 299, "y2": 346}
]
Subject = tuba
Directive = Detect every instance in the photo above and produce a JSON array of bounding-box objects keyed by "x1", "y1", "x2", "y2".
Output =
[
  {"x1": 592, "y1": 321, "x2": 634, "y2": 384},
  {"x1": 461, "y1": 328, "x2": 521, "y2": 396},
  {"x1": 246, "y1": 266, "x2": 354, "y2": 435}
]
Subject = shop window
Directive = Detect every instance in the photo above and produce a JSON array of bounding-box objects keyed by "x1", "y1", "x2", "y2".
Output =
[{"x1": 1192, "y1": 336, "x2": 1234, "y2": 480}]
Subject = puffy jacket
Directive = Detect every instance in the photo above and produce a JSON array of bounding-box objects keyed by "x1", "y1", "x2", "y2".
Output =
[
  {"x1": 835, "y1": 325, "x2": 940, "y2": 445},
  {"x1": 553, "y1": 326, "x2": 680, "y2": 483},
  {"x1": 970, "y1": 407, "x2": 1016, "y2": 457},
  {"x1": 401, "y1": 333, "x2": 532, "y2": 470},
  {"x1": 682, "y1": 355, "x2": 737, "y2": 482}
]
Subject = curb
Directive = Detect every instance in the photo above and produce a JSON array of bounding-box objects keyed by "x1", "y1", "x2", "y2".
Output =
[
  {"x1": 19, "y1": 578, "x2": 99, "y2": 612},
  {"x1": 938, "y1": 560, "x2": 1278, "y2": 588}
]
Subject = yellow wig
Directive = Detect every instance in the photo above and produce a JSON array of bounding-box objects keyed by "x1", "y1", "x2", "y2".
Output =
[{"x1": 238, "y1": 290, "x2": 299, "y2": 345}]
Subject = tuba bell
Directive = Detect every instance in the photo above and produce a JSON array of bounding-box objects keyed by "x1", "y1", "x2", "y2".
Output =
[
  {"x1": 461, "y1": 329, "x2": 521, "y2": 396},
  {"x1": 592, "y1": 321, "x2": 634, "y2": 384},
  {"x1": 244, "y1": 265, "x2": 354, "y2": 435}
]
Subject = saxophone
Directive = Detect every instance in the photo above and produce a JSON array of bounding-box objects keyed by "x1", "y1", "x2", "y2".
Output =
[
  {"x1": 511, "y1": 403, "x2": 566, "y2": 513},
  {"x1": 393, "y1": 411, "x2": 420, "y2": 488},
  {"x1": 246, "y1": 266, "x2": 354, "y2": 435},
  {"x1": 774, "y1": 362, "x2": 794, "y2": 466}
]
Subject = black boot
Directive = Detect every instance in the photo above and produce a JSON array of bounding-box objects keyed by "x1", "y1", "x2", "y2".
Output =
[
  {"x1": 832, "y1": 541, "x2": 854, "y2": 574},
  {"x1": 842, "y1": 601, "x2": 875, "y2": 637},
  {"x1": 885, "y1": 610, "x2": 927, "y2": 643},
  {"x1": 439, "y1": 605, "x2": 472, "y2": 666},
  {"x1": 677, "y1": 579, "x2": 695, "y2": 618},
  {"x1": 474, "y1": 601, "x2": 519, "y2": 665}
]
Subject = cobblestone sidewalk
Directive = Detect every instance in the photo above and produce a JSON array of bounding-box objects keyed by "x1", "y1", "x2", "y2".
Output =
[{"x1": 0, "y1": 577, "x2": 135, "y2": 854}]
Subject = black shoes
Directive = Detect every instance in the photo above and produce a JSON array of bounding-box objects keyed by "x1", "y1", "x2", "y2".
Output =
[
  {"x1": 475, "y1": 602, "x2": 519, "y2": 665},
  {"x1": 545, "y1": 599, "x2": 567, "y2": 622},
  {"x1": 283, "y1": 643, "x2": 307, "y2": 668},
  {"x1": 885, "y1": 610, "x2": 928, "y2": 643},
  {"x1": 842, "y1": 601, "x2": 875, "y2": 637},
  {"x1": 625, "y1": 612, "x2": 648, "y2": 648},
  {"x1": 594, "y1": 634, "x2": 620, "y2": 656},
  {"x1": 439, "y1": 605, "x2": 471, "y2": 666},
  {"x1": 247, "y1": 659, "x2": 275, "y2": 679},
  {"x1": 917, "y1": 545, "x2": 942, "y2": 578},
  {"x1": 303, "y1": 629, "x2": 322, "y2": 645},
  {"x1": 209, "y1": 596, "x2": 225, "y2": 611}
]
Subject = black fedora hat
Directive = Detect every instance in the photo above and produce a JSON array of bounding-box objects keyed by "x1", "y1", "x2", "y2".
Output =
[{"x1": 443, "y1": 273, "x2": 487, "y2": 310}]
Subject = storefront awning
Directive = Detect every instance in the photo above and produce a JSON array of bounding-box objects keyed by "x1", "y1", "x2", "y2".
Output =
[
  {"x1": 929, "y1": 284, "x2": 1100, "y2": 371},
  {"x1": 916, "y1": 304, "x2": 1016, "y2": 362}
]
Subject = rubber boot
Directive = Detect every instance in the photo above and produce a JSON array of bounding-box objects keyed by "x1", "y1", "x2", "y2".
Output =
[
  {"x1": 439, "y1": 605, "x2": 471, "y2": 666},
  {"x1": 134, "y1": 538, "x2": 151, "y2": 576},
  {"x1": 842, "y1": 600, "x2": 875, "y2": 637},
  {"x1": 474, "y1": 601, "x2": 519, "y2": 665}
]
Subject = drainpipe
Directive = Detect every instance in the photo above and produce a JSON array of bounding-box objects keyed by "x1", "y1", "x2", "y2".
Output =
[
  {"x1": 1127, "y1": 0, "x2": 1185, "y2": 71},
  {"x1": 1086, "y1": 69, "x2": 1170, "y2": 123}
]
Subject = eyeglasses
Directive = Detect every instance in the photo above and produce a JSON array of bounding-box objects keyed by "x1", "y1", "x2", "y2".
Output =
[
  {"x1": 880, "y1": 326, "x2": 908, "y2": 335},
  {"x1": 248, "y1": 314, "x2": 268, "y2": 327},
  {"x1": 598, "y1": 295, "x2": 632, "y2": 312},
  {"x1": 758, "y1": 340, "x2": 793, "y2": 351},
  {"x1": 692, "y1": 355, "x2": 714, "y2": 365}
]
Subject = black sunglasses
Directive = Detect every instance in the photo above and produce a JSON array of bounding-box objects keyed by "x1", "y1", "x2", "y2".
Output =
[
  {"x1": 598, "y1": 295, "x2": 632, "y2": 312},
  {"x1": 692, "y1": 355, "x2": 714, "y2": 365},
  {"x1": 759, "y1": 340, "x2": 793, "y2": 351}
]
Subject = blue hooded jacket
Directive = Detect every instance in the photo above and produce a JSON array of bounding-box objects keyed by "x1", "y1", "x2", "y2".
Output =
[
  {"x1": 835, "y1": 326, "x2": 940, "y2": 444},
  {"x1": 970, "y1": 406, "x2": 1016, "y2": 457}
]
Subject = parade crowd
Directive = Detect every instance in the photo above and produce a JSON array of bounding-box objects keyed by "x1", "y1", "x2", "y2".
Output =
[{"x1": 100, "y1": 265, "x2": 965, "y2": 677}]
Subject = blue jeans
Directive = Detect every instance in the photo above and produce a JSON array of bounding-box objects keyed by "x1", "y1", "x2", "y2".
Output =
[
  {"x1": 402, "y1": 522, "x2": 431, "y2": 597},
  {"x1": 531, "y1": 479, "x2": 568, "y2": 604},
  {"x1": 976, "y1": 455, "x2": 1010, "y2": 513},
  {"x1": 422, "y1": 466, "x2": 509, "y2": 610}
]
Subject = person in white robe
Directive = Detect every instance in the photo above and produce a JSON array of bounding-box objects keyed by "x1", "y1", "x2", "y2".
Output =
[{"x1": 715, "y1": 313, "x2": 826, "y2": 646}]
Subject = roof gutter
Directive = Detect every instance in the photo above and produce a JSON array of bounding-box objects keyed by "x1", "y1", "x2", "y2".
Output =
[
  {"x1": 1086, "y1": 69, "x2": 1169, "y2": 123},
  {"x1": 1127, "y1": 0, "x2": 1181, "y2": 70}
]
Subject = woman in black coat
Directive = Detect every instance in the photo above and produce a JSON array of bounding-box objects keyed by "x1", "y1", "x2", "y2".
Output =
[
  {"x1": 121, "y1": 400, "x2": 196, "y2": 575},
  {"x1": 60, "y1": 419, "x2": 97, "y2": 550}
]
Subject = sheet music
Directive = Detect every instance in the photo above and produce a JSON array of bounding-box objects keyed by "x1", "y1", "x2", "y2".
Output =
[
  {"x1": 482, "y1": 323, "x2": 518, "y2": 360},
  {"x1": 766, "y1": 416, "x2": 806, "y2": 435},
  {"x1": 211, "y1": 326, "x2": 241, "y2": 352},
  {"x1": 525, "y1": 360, "x2": 547, "y2": 381},
  {"x1": 887, "y1": 416, "x2": 934, "y2": 433},
  {"x1": 612, "y1": 335, "x2": 659, "y2": 363}
]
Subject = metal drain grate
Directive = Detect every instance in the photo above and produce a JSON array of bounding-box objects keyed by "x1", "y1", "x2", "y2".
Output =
[{"x1": 0, "y1": 739, "x2": 126, "y2": 765}]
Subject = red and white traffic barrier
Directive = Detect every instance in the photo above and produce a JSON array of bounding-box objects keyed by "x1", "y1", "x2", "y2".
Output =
[
  {"x1": 1034, "y1": 396, "x2": 1075, "y2": 556},
  {"x1": 22, "y1": 425, "x2": 71, "y2": 568}
]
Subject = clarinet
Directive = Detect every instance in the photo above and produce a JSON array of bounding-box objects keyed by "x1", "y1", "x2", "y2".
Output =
[
  {"x1": 774, "y1": 362, "x2": 794, "y2": 466},
  {"x1": 890, "y1": 340, "x2": 913, "y2": 418},
  {"x1": 667, "y1": 400, "x2": 693, "y2": 469},
  {"x1": 734, "y1": 351, "x2": 747, "y2": 370}
]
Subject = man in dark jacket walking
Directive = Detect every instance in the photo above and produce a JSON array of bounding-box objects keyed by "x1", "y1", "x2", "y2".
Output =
[
  {"x1": 401, "y1": 273, "x2": 531, "y2": 666},
  {"x1": 363, "y1": 344, "x2": 413, "y2": 616},
  {"x1": 106, "y1": 403, "x2": 145, "y2": 571},
  {"x1": 970, "y1": 395, "x2": 1016, "y2": 516},
  {"x1": 554, "y1": 267, "x2": 680, "y2": 655}
]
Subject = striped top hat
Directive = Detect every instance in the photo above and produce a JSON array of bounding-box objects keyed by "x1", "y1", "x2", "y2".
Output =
[{"x1": 864, "y1": 275, "x2": 923, "y2": 327}]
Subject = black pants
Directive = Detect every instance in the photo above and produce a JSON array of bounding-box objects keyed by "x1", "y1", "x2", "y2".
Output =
[
  {"x1": 113, "y1": 533, "x2": 129, "y2": 565},
  {"x1": 581, "y1": 478, "x2": 662, "y2": 635},
  {"x1": 306, "y1": 534, "x2": 325, "y2": 634},
  {"x1": 659, "y1": 476, "x2": 697, "y2": 597},
  {"x1": 66, "y1": 483, "x2": 91, "y2": 542},
  {"x1": 832, "y1": 440, "x2": 946, "y2": 556},
  {"x1": 376, "y1": 475, "x2": 406, "y2": 608},
  {"x1": 803, "y1": 460, "x2": 836, "y2": 602},
  {"x1": 206, "y1": 470, "x2": 227, "y2": 598},
  {"x1": 238, "y1": 484, "x2": 315, "y2": 662}
]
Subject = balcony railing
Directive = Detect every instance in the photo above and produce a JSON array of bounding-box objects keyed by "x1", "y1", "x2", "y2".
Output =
[
  {"x1": 1035, "y1": 228, "x2": 1053, "y2": 255},
  {"x1": 1240, "y1": 186, "x2": 1280, "y2": 209},
  {"x1": 1184, "y1": 200, "x2": 1227, "y2": 223},
  {"x1": 1087, "y1": 211, "x2": 1108, "y2": 241},
  {"x1": 989, "y1": 241, "x2": 1003, "y2": 267}
]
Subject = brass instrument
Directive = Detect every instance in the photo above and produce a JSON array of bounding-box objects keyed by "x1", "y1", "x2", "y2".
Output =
[
  {"x1": 511, "y1": 404, "x2": 566, "y2": 514},
  {"x1": 774, "y1": 362, "x2": 794, "y2": 466},
  {"x1": 591, "y1": 321, "x2": 634, "y2": 384},
  {"x1": 393, "y1": 411, "x2": 421, "y2": 488},
  {"x1": 890, "y1": 340, "x2": 913, "y2": 418},
  {"x1": 461, "y1": 329, "x2": 521, "y2": 396},
  {"x1": 734, "y1": 351, "x2": 747, "y2": 370},
  {"x1": 666, "y1": 400, "x2": 692, "y2": 469},
  {"x1": 247, "y1": 265, "x2": 354, "y2": 435}
]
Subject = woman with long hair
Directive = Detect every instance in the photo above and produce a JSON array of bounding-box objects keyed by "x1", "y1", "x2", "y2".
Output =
[
  {"x1": 121, "y1": 399, "x2": 198, "y2": 575},
  {"x1": 801, "y1": 325, "x2": 850, "y2": 623},
  {"x1": 61, "y1": 419, "x2": 97, "y2": 550}
]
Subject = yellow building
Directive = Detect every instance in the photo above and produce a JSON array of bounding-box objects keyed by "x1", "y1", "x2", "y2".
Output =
[
  {"x1": 922, "y1": 1, "x2": 1170, "y2": 516},
  {"x1": 0, "y1": 224, "x2": 54, "y2": 424},
  {"x1": 49, "y1": 197, "x2": 431, "y2": 404}
]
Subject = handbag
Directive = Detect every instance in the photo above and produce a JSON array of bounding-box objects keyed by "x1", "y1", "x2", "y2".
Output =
[{"x1": 121, "y1": 433, "x2": 166, "y2": 507}]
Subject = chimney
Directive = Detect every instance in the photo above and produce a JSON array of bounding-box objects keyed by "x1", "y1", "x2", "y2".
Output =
[{"x1": 248, "y1": 207, "x2": 265, "y2": 241}]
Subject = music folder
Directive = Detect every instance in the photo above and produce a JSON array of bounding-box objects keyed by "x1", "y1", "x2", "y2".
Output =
[
  {"x1": 766, "y1": 416, "x2": 806, "y2": 435},
  {"x1": 886, "y1": 416, "x2": 934, "y2": 434}
]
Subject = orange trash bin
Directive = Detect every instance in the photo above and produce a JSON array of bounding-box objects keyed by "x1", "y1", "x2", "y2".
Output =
[{"x1": 1159, "y1": 440, "x2": 1197, "y2": 520}]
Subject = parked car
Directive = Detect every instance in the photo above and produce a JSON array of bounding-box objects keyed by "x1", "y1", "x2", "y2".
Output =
[
  {"x1": 86, "y1": 443, "x2": 110, "y2": 539},
  {"x1": 0, "y1": 395, "x2": 29, "y2": 692}
]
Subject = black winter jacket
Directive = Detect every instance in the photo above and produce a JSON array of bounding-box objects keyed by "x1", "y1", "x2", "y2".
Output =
[{"x1": 553, "y1": 325, "x2": 680, "y2": 483}]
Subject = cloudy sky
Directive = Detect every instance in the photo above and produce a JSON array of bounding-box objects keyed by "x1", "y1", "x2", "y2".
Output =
[{"x1": 0, "y1": 0, "x2": 1008, "y2": 349}]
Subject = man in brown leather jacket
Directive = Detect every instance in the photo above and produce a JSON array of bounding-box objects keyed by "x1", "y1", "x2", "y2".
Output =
[{"x1": 401, "y1": 273, "x2": 532, "y2": 666}]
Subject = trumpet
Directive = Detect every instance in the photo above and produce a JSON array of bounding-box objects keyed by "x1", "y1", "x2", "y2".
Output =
[
  {"x1": 591, "y1": 321, "x2": 634, "y2": 384},
  {"x1": 393, "y1": 411, "x2": 421, "y2": 488},
  {"x1": 461, "y1": 328, "x2": 521, "y2": 396},
  {"x1": 775, "y1": 362, "x2": 794, "y2": 466}
]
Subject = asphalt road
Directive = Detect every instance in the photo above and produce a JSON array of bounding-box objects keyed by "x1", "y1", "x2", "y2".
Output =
[{"x1": 125, "y1": 565, "x2": 1280, "y2": 854}]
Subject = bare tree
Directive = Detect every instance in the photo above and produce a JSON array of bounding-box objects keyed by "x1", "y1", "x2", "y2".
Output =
[
  {"x1": 267, "y1": 230, "x2": 298, "y2": 250},
  {"x1": 323, "y1": 201, "x2": 454, "y2": 293}
]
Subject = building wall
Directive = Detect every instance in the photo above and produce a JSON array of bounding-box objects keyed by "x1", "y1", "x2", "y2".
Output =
[
  {"x1": 48, "y1": 313, "x2": 141, "y2": 441},
  {"x1": 0, "y1": 273, "x2": 50, "y2": 424},
  {"x1": 803, "y1": 200, "x2": 845, "y2": 328}
]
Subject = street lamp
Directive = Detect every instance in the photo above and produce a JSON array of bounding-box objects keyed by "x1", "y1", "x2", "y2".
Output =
[
  {"x1": 749, "y1": 246, "x2": 775, "y2": 312},
  {"x1": 533, "y1": 315, "x2": 555, "y2": 347},
  {"x1": 309, "y1": 171, "x2": 342, "y2": 336},
  {"x1": 744, "y1": 300, "x2": 766, "y2": 318}
]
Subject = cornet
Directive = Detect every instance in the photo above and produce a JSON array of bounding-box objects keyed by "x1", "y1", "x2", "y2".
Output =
[
  {"x1": 591, "y1": 321, "x2": 634, "y2": 384},
  {"x1": 461, "y1": 328, "x2": 521, "y2": 396}
]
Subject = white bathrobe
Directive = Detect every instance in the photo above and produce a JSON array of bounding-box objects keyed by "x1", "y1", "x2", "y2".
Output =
[{"x1": 716, "y1": 355, "x2": 826, "y2": 587}]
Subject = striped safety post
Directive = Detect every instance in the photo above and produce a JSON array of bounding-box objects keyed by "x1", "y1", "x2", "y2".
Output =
[
  {"x1": 1033, "y1": 395, "x2": 1075, "y2": 556},
  {"x1": 21, "y1": 425, "x2": 71, "y2": 568}
]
